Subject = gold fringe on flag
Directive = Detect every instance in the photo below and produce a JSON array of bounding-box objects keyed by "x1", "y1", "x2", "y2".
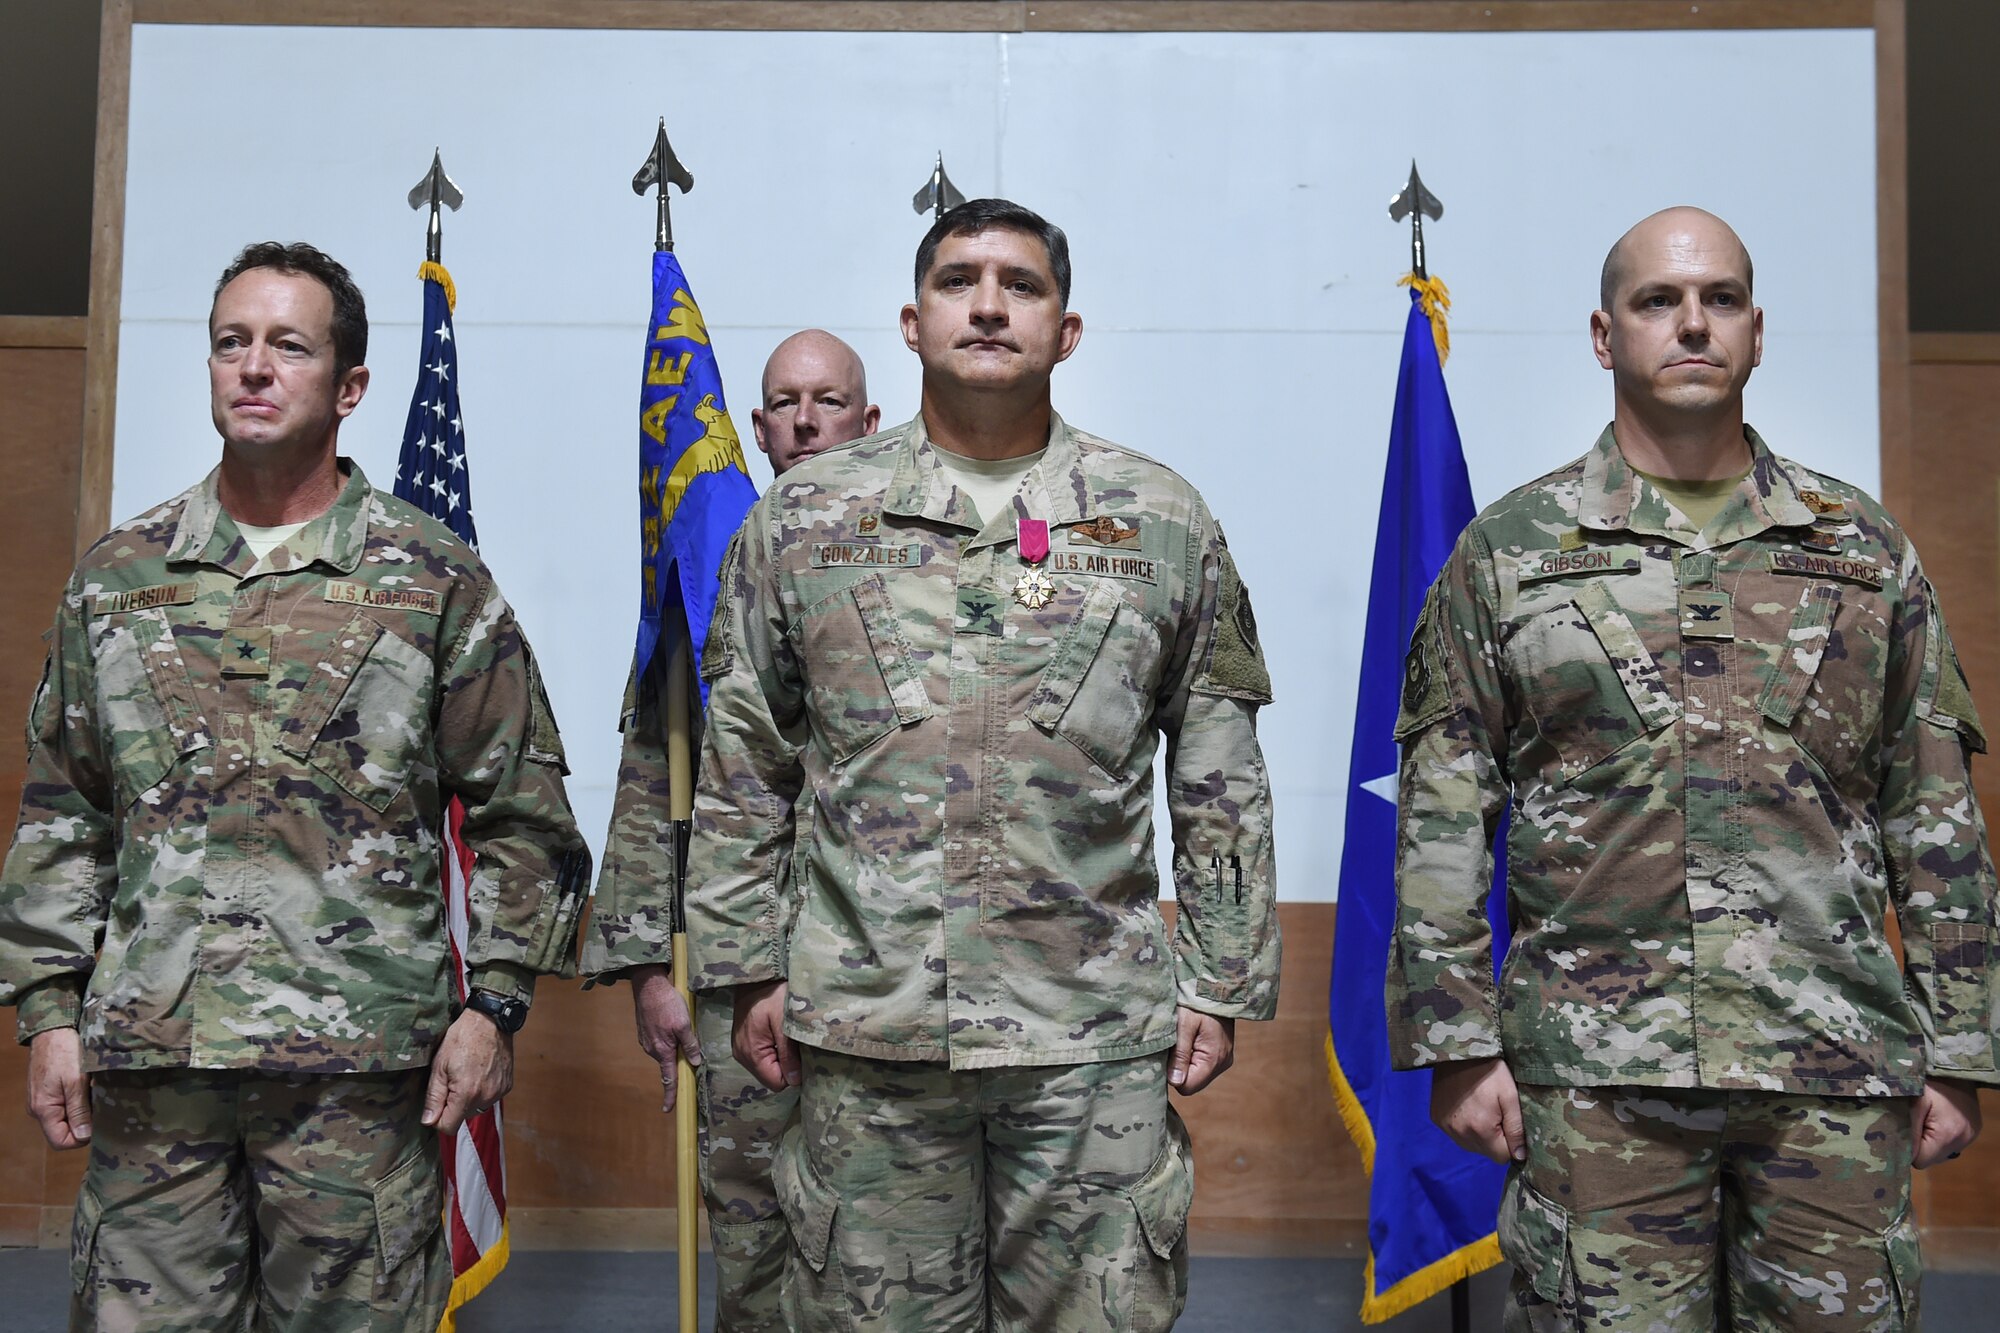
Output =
[
  {"x1": 1325, "y1": 1031, "x2": 1504, "y2": 1323},
  {"x1": 1397, "y1": 272, "x2": 1451, "y2": 367},
  {"x1": 436, "y1": 1219, "x2": 509, "y2": 1333},
  {"x1": 418, "y1": 260, "x2": 458, "y2": 313}
]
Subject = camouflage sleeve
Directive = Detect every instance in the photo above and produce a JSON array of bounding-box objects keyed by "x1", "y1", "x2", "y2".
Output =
[
  {"x1": 1158, "y1": 503, "x2": 1281, "y2": 1021},
  {"x1": 578, "y1": 662, "x2": 677, "y2": 982},
  {"x1": 686, "y1": 508, "x2": 807, "y2": 993},
  {"x1": 434, "y1": 576, "x2": 592, "y2": 998},
  {"x1": 1881, "y1": 545, "x2": 2000, "y2": 1085},
  {"x1": 0, "y1": 578, "x2": 118, "y2": 1041},
  {"x1": 1387, "y1": 527, "x2": 1511, "y2": 1070}
]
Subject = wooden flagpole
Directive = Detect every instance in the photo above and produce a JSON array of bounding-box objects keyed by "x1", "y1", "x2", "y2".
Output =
[{"x1": 665, "y1": 630, "x2": 700, "y2": 1331}]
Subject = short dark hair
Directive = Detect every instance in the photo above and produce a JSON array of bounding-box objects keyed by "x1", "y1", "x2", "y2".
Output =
[
  {"x1": 211, "y1": 241, "x2": 369, "y2": 377},
  {"x1": 914, "y1": 199, "x2": 1072, "y2": 309}
]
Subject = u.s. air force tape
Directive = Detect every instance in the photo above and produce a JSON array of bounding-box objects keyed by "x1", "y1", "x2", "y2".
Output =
[{"x1": 324, "y1": 581, "x2": 443, "y2": 614}]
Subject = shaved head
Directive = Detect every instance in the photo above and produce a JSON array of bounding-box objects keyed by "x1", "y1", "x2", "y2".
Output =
[
  {"x1": 1600, "y1": 207, "x2": 1754, "y2": 312},
  {"x1": 761, "y1": 329, "x2": 868, "y2": 405},
  {"x1": 752, "y1": 329, "x2": 879, "y2": 476}
]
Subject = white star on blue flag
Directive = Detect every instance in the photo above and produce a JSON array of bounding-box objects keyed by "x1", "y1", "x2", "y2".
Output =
[{"x1": 395, "y1": 270, "x2": 477, "y2": 551}]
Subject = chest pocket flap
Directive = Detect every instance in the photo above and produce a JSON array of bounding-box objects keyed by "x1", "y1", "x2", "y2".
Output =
[
  {"x1": 1507, "y1": 580, "x2": 1679, "y2": 784},
  {"x1": 90, "y1": 609, "x2": 211, "y2": 807},
  {"x1": 795, "y1": 574, "x2": 932, "y2": 763},
  {"x1": 1027, "y1": 578, "x2": 1164, "y2": 778},
  {"x1": 275, "y1": 612, "x2": 434, "y2": 811}
]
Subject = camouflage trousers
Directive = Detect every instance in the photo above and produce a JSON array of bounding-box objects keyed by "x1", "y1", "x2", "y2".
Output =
[
  {"x1": 695, "y1": 992, "x2": 795, "y2": 1333},
  {"x1": 69, "y1": 1068, "x2": 449, "y2": 1333},
  {"x1": 775, "y1": 1047, "x2": 1194, "y2": 1332},
  {"x1": 1499, "y1": 1084, "x2": 1921, "y2": 1332}
]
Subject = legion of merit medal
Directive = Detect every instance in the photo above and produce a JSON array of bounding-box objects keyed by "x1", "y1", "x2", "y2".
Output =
[{"x1": 1014, "y1": 517, "x2": 1056, "y2": 609}]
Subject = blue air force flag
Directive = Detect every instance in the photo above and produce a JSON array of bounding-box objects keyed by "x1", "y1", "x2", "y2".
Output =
[
  {"x1": 634, "y1": 249, "x2": 758, "y2": 697},
  {"x1": 1325, "y1": 283, "x2": 1512, "y2": 1322}
]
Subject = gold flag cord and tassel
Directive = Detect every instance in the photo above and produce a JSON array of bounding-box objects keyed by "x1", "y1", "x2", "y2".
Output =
[
  {"x1": 419, "y1": 260, "x2": 458, "y2": 312},
  {"x1": 1397, "y1": 272, "x2": 1451, "y2": 367}
]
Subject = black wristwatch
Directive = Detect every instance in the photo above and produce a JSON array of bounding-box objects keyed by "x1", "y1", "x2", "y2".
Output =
[{"x1": 463, "y1": 988, "x2": 529, "y2": 1034}]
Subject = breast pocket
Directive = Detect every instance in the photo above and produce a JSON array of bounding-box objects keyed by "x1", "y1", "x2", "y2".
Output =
[
  {"x1": 275, "y1": 611, "x2": 435, "y2": 812},
  {"x1": 1756, "y1": 581, "x2": 1885, "y2": 788},
  {"x1": 793, "y1": 575, "x2": 932, "y2": 763},
  {"x1": 89, "y1": 609, "x2": 210, "y2": 809},
  {"x1": 1503, "y1": 581, "x2": 1680, "y2": 785},
  {"x1": 1026, "y1": 579, "x2": 1166, "y2": 779}
]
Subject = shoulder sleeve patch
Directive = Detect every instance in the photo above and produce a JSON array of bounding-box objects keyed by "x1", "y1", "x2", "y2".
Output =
[
  {"x1": 1917, "y1": 577, "x2": 1986, "y2": 754},
  {"x1": 617, "y1": 661, "x2": 642, "y2": 735},
  {"x1": 1193, "y1": 546, "x2": 1274, "y2": 704},
  {"x1": 24, "y1": 649, "x2": 54, "y2": 764},
  {"x1": 700, "y1": 530, "x2": 745, "y2": 683},
  {"x1": 1393, "y1": 579, "x2": 1455, "y2": 743},
  {"x1": 521, "y1": 643, "x2": 570, "y2": 773}
]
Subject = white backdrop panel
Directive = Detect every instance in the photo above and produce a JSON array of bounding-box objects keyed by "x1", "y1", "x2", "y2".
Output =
[{"x1": 116, "y1": 24, "x2": 1876, "y2": 902}]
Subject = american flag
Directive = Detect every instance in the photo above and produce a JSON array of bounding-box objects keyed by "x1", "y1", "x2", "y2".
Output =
[{"x1": 393, "y1": 261, "x2": 507, "y2": 1330}]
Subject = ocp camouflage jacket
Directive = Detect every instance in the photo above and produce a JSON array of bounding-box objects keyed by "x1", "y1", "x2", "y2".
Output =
[
  {"x1": 0, "y1": 462, "x2": 590, "y2": 1073},
  {"x1": 1391, "y1": 425, "x2": 1999, "y2": 1095},
  {"x1": 680, "y1": 414, "x2": 1281, "y2": 1069}
]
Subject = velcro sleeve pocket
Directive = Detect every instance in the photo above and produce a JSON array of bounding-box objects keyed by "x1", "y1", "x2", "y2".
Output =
[
  {"x1": 522, "y1": 643, "x2": 568, "y2": 773},
  {"x1": 1917, "y1": 578, "x2": 1987, "y2": 754},
  {"x1": 1394, "y1": 580, "x2": 1454, "y2": 743},
  {"x1": 1193, "y1": 548, "x2": 1273, "y2": 704},
  {"x1": 1929, "y1": 921, "x2": 1998, "y2": 1071}
]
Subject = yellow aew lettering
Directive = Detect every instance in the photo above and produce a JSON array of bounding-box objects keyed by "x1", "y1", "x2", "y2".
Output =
[
  {"x1": 657, "y1": 289, "x2": 709, "y2": 346},
  {"x1": 639, "y1": 293, "x2": 711, "y2": 443},
  {"x1": 647, "y1": 350, "x2": 692, "y2": 389}
]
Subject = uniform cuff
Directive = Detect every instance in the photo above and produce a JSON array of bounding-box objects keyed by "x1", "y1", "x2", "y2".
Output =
[
  {"x1": 14, "y1": 977, "x2": 85, "y2": 1043},
  {"x1": 468, "y1": 962, "x2": 538, "y2": 1005}
]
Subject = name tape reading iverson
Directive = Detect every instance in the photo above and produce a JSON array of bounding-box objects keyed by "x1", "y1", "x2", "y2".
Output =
[{"x1": 88, "y1": 582, "x2": 200, "y2": 615}]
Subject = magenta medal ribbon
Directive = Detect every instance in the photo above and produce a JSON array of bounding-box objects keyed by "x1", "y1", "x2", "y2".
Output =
[{"x1": 1013, "y1": 518, "x2": 1056, "y2": 608}]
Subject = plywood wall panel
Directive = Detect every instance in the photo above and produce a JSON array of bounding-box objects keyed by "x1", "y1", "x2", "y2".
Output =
[{"x1": 0, "y1": 348, "x2": 87, "y2": 747}]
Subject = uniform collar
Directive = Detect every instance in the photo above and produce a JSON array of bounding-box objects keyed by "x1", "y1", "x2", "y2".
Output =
[
  {"x1": 1577, "y1": 422, "x2": 1814, "y2": 547},
  {"x1": 168, "y1": 457, "x2": 374, "y2": 576},
  {"x1": 882, "y1": 411, "x2": 1100, "y2": 538}
]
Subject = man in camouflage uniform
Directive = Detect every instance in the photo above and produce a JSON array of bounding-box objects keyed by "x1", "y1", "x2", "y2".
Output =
[
  {"x1": 1391, "y1": 207, "x2": 1995, "y2": 1330},
  {"x1": 0, "y1": 242, "x2": 591, "y2": 1332},
  {"x1": 586, "y1": 328, "x2": 878, "y2": 1333},
  {"x1": 681, "y1": 198, "x2": 1280, "y2": 1332}
]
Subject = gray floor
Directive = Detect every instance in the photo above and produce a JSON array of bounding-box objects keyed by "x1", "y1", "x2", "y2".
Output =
[{"x1": 2, "y1": 1248, "x2": 1993, "y2": 1330}]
